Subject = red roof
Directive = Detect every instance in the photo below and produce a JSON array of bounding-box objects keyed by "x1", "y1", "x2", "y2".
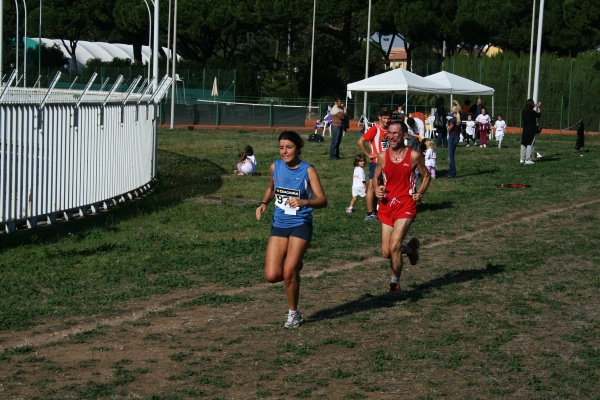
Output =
[{"x1": 389, "y1": 47, "x2": 407, "y2": 61}]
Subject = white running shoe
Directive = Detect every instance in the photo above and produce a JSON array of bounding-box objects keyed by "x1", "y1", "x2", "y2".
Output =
[
  {"x1": 525, "y1": 160, "x2": 535, "y2": 165},
  {"x1": 536, "y1": 152, "x2": 543, "y2": 158},
  {"x1": 284, "y1": 311, "x2": 304, "y2": 329}
]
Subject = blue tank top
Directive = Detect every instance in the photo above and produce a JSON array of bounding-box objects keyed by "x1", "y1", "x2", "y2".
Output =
[{"x1": 272, "y1": 160, "x2": 313, "y2": 228}]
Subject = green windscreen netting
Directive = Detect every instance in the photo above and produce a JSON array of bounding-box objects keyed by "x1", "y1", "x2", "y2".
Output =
[{"x1": 161, "y1": 101, "x2": 306, "y2": 127}]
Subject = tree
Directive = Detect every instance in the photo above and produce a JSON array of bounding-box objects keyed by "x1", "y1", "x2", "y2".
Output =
[{"x1": 43, "y1": 0, "x2": 93, "y2": 70}]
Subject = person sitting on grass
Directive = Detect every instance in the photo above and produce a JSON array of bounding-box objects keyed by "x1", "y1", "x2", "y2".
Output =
[
  {"x1": 234, "y1": 145, "x2": 257, "y2": 175},
  {"x1": 255, "y1": 131, "x2": 328, "y2": 329}
]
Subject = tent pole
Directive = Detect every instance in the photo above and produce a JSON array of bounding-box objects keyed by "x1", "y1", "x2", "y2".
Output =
[
  {"x1": 492, "y1": 95, "x2": 495, "y2": 118},
  {"x1": 390, "y1": 92, "x2": 393, "y2": 109},
  {"x1": 405, "y1": 89, "x2": 408, "y2": 111}
]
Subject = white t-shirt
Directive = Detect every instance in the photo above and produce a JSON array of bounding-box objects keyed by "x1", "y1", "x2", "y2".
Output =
[
  {"x1": 466, "y1": 120, "x2": 475, "y2": 135},
  {"x1": 352, "y1": 166, "x2": 366, "y2": 189},
  {"x1": 352, "y1": 166, "x2": 366, "y2": 197},
  {"x1": 410, "y1": 117, "x2": 424, "y2": 135},
  {"x1": 476, "y1": 114, "x2": 491, "y2": 125},
  {"x1": 425, "y1": 148, "x2": 436, "y2": 168},
  {"x1": 494, "y1": 120, "x2": 506, "y2": 135},
  {"x1": 240, "y1": 154, "x2": 256, "y2": 175}
]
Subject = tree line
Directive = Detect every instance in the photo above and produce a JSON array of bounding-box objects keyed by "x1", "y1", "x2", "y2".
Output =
[{"x1": 1, "y1": 0, "x2": 599, "y2": 99}]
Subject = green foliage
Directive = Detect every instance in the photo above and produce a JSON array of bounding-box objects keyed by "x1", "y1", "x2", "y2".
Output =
[{"x1": 444, "y1": 51, "x2": 600, "y2": 130}]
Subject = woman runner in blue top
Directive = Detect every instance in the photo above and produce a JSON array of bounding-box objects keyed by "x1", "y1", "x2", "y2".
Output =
[{"x1": 256, "y1": 131, "x2": 328, "y2": 329}]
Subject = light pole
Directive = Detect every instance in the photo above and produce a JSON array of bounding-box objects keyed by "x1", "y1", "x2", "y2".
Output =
[
  {"x1": 293, "y1": 66, "x2": 299, "y2": 101},
  {"x1": 166, "y1": 0, "x2": 171, "y2": 77},
  {"x1": 363, "y1": 0, "x2": 372, "y2": 117},
  {"x1": 0, "y1": 0, "x2": 4, "y2": 84},
  {"x1": 152, "y1": 0, "x2": 159, "y2": 92},
  {"x1": 527, "y1": 0, "x2": 536, "y2": 99},
  {"x1": 170, "y1": 0, "x2": 177, "y2": 129},
  {"x1": 308, "y1": 0, "x2": 316, "y2": 119},
  {"x1": 14, "y1": 0, "x2": 19, "y2": 85},
  {"x1": 532, "y1": 0, "x2": 545, "y2": 107},
  {"x1": 22, "y1": 0, "x2": 27, "y2": 87},
  {"x1": 143, "y1": 0, "x2": 152, "y2": 83},
  {"x1": 38, "y1": 0, "x2": 42, "y2": 84}
]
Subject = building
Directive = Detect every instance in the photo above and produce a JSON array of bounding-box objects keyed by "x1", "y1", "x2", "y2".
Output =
[{"x1": 388, "y1": 47, "x2": 407, "y2": 70}]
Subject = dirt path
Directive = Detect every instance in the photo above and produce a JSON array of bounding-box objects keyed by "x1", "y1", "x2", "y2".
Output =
[{"x1": 3, "y1": 197, "x2": 598, "y2": 350}]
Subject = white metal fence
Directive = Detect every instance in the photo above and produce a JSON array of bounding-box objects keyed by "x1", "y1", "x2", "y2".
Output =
[{"x1": 0, "y1": 71, "x2": 172, "y2": 233}]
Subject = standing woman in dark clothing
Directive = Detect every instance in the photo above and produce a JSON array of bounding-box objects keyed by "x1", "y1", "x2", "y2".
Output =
[
  {"x1": 435, "y1": 98, "x2": 448, "y2": 148},
  {"x1": 446, "y1": 105, "x2": 462, "y2": 178},
  {"x1": 520, "y1": 99, "x2": 541, "y2": 164}
]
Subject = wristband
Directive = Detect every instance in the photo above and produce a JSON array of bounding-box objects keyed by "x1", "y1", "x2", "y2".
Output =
[{"x1": 259, "y1": 201, "x2": 267, "y2": 206}]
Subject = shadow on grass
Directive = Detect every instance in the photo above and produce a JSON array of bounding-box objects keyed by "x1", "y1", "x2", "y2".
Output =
[
  {"x1": 417, "y1": 201, "x2": 454, "y2": 213},
  {"x1": 308, "y1": 263, "x2": 506, "y2": 322},
  {"x1": 458, "y1": 168, "x2": 499, "y2": 177},
  {"x1": 0, "y1": 150, "x2": 226, "y2": 251}
]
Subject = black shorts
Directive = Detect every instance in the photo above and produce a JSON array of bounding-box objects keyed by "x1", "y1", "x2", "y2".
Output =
[
  {"x1": 369, "y1": 161, "x2": 377, "y2": 179},
  {"x1": 270, "y1": 223, "x2": 313, "y2": 242}
]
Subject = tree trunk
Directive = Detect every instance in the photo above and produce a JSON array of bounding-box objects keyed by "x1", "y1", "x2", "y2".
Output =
[
  {"x1": 132, "y1": 38, "x2": 143, "y2": 65},
  {"x1": 273, "y1": 33, "x2": 280, "y2": 70}
]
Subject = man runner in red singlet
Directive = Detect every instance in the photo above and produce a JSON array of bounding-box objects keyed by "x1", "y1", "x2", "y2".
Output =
[
  {"x1": 373, "y1": 121, "x2": 431, "y2": 295},
  {"x1": 357, "y1": 108, "x2": 391, "y2": 221}
]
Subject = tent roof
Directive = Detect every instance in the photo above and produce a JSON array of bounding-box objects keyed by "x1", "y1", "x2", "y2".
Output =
[
  {"x1": 347, "y1": 68, "x2": 448, "y2": 94},
  {"x1": 32, "y1": 38, "x2": 178, "y2": 70},
  {"x1": 424, "y1": 71, "x2": 495, "y2": 95}
]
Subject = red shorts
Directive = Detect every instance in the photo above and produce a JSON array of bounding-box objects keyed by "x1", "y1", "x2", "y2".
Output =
[{"x1": 378, "y1": 197, "x2": 417, "y2": 226}]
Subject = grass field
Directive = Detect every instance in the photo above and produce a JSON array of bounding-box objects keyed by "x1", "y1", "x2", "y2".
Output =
[{"x1": 0, "y1": 129, "x2": 599, "y2": 399}]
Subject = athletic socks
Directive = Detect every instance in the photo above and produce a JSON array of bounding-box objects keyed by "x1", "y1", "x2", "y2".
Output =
[{"x1": 391, "y1": 276, "x2": 399, "y2": 284}]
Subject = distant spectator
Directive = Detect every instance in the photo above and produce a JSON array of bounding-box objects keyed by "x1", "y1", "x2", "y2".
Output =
[
  {"x1": 329, "y1": 98, "x2": 347, "y2": 160},
  {"x1": 476, "y1": 108, "x2": 492, "y2": 148},
  {"x1": 462, "y1": 99, "x2": 471, "y2": 116},
  {"x1": 493, "y1": 114, "x2": 506, "y2": 149},
  {"x1": 434, "y1": 97, "x2": 448, "y2": 148},
  {"x1": 424, "y1": 140, "x2": 437, "y2": 179},
  {"x1": 346, "y1": 155, "x2": 367, "y2": 213},
  {"x1": 234, "y1": 145, "x2": 257, "y2": 175},
  {"x1": 520, "y1": 99, "x2": 542, "y2": 164},
  {"x1": 469, "y1": 98, "x2": 484, "y2": 116},
  {"x1": 465, "y1": 114, "x2": 476, "y2": 146},
  {"x1": 393, "y1": 105, "x2": 405, "y2": 116},
  {"x1": 446, "y1": 105, "x2": 462, "y2": 178}
]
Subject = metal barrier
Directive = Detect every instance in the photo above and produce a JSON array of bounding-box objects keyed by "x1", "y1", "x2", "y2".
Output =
[{"x1": 0, "y1": 72, "x2": 172, "y2": 233}]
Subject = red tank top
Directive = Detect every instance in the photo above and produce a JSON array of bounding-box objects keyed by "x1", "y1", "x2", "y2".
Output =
[{"x1": 381, "y1": 148, "x2": 416, "y2": 206}]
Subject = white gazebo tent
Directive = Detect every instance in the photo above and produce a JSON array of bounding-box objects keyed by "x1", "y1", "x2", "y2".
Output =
[
  {"x1": 424, "y1": 71, "x2": 495, "y2": 116},
  {"x1": 346, "y1": 68, "x2": 449, "y2": 113}
]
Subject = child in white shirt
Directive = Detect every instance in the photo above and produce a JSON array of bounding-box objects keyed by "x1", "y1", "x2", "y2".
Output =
[
  {"x1": 347, "y1": 155, "x2": 367, "y2": 213},
  {"x1": 493, "y1": 115, "x2": 506, "y2": 149},
  {"x1": 234, "y1": 145, "x2": 257, "y2": 175},
  {"x1": 465, "y1": 114, "x2": 476, "y2": 146},
  {"x1": 424, "y1": 140, "x2": 437, "y2": 179}
]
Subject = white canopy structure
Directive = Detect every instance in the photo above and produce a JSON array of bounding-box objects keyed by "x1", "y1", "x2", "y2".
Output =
[
  {"x1": 347, "y1": 68, "x2": 448, "y2": 94},
  {"x1": 31, "y1": 38, "x2": 178, "y2": 71},
  {"x1": 425, "y1": 71, "x2": 495, "y2": 116},
  {"x1": 346, "y1": 68, "x2": 449, "y2": 114},
  {"x1": 346, "y1": 68, "x2": 497, "y2": 116},
  {"x1": 424, "y1": 71, "x2": 494, "y2": 95}
]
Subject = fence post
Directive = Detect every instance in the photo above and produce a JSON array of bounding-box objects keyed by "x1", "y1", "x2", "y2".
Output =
[
  {"x1": 202, "y1": 68, "x2": 205, "y2": 99},
  {"x1": 560, "y1": 95, "x2": 563, "y2": 133},
  {"x1": 506, "y1": 60, "x2": 510, "y2": 121},
  {"x1": 233, "y1": 69, "x2": 236, "y2": 102},
  {"x1": 269, "y1": 101, "x2": 273, "y2": 127},
  {"x1": 568, "y1": 58, "x2": 573, "y2": 128},
  {"x1": 216, "y1": 101, "x2": 219, "y2": 127}
]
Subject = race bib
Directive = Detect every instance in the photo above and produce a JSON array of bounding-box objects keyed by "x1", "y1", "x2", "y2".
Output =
[
  {"x1": 382, "y1": 138, "x2": 390, "y2": 150},
  {"x1": 275, "y1": 187, "x2": 300, "y2": 215}
]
